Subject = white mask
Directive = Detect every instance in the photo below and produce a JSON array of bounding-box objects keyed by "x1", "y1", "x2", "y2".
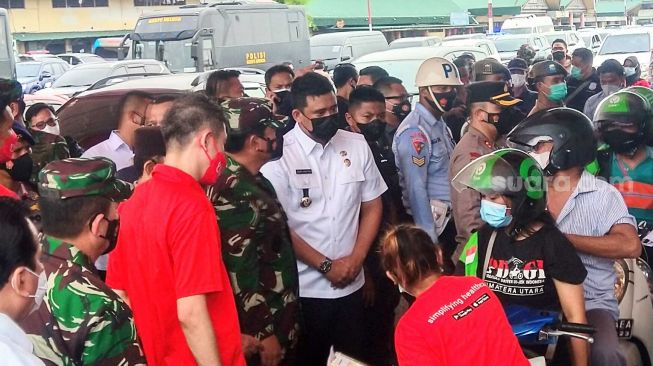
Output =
[
  {"x1": 624, "y1": 67, "x2": 637, "y2": 77},
  {"x1": 41, "y1": 123, "x2": 60, "y2": 136},
  {"x1": 511, "y1": 74, "x2": 526, "y2": 88},
  {"x1": 529, "y1": 151, "x2": 551, "y2": 170},
  {"x1": 17, "y1": 268, "x2": 47, "y2": 314},
  {"x1": 600, "y1": 84, "x2": 621, "y2": 96}
]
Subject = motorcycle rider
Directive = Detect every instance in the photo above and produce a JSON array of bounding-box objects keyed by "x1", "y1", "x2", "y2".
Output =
[
  {"x1": 508, "y1": 107, "x2": 641, "y2": 366},
  {"x1": 452, "y1": 148, "x2": 589, "y2": 365}
]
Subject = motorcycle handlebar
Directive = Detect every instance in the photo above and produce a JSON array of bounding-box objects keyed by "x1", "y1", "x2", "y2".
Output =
[{"x1": 555, "y1": 322, "x2": 596, "y2": 335}]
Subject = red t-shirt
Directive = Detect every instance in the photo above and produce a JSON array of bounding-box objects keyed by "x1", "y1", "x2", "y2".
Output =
[
  {"x1": 0, "y1": 184, "x2": 18, "y2": 199},
  {"x1": 395, "y1": 276, "x2": 528, "y2": 366},
  {"x1": 106, "y1": 165, "x2": 245, "y2": 366}
]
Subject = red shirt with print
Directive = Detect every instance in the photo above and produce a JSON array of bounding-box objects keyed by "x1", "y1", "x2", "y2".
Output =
[
  {"x1": 395, "y1": 276, "x2": 528, "y2": 366},
  {"x1": 107, "y1": 165, "x2": 245, "y2": 366}
]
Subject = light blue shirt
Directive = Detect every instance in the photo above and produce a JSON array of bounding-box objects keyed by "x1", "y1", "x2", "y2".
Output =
[
  {"x1": 392, "y1": 103, "x2": 455, "y2": 241},
  {"x1": 556, "y1": 171, "x2": 637, "y2": 320}
]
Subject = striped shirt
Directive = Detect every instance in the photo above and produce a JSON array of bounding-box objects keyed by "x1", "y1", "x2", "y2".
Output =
[{"x1": 555, "y1": 171, "x2": 636, "y2": 320}]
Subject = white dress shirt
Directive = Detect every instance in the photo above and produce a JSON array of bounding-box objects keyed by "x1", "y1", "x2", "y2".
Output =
[
  {"x1": 0, "y1": 313, "x2": 45, "y2": 366},
  {"x1": 262, "y1": 124, "x2": 387, "y2": 299}
]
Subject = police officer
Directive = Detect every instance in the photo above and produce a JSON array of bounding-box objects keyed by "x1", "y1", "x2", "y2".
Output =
[
  {"x1": 566, "y1": 48, "x2": 601, "y2": 112},
  {"x1": 20, "y1": 157, "x2": 145, "y2": 365},
  {"x1": 393, "y1": 57, "x2": 459, "y2": 260},
  {"x1": 449, "y1": 81, "x2": 521, "y2": 261},
  {"x1": 528, "y1": 60, "x2": 569, "y2": 116},
  {"x1": 508, "y1": 58, "x2": 538, "y2": 115}
]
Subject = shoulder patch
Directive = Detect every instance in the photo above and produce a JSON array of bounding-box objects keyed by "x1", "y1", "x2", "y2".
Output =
[
  {"x1": 411, "y1": 132, "x2": 427, "y2": 155},
  {"x1": 412, "y1": 156, "x2": 426, "y2": 167}
]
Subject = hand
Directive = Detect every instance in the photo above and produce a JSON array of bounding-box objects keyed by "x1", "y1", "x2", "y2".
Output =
[
  {"x1": 260, "y1": 335, "x2": 283, "y2": 366},
  {"x1": 325, "y1": 260, "x2": 353, "y2": 288},
  {"x1": 265, "y1": 90, "x2": 281, "y2": 114},
  {"x1": 295, "y1": 63, "x2": 318, "y2": 77},
  {"x1": 241, "y1": 334, "x2": 262, "y2": 357},
  {"x1": 362, "y1": 266, "x2": 376, "y2": 308},
  {"x1": 337, "y1": 255, "x2": 364, "y2": 282}
]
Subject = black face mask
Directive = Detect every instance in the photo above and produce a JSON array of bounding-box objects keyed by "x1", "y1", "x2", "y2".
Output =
[
  {"x1": 357, "y1": 119, "x2": 385, "y2": 142},
  {"x1": 552, "y1": 51, "x2": 566, "y2": 61},
  {"x1": 274, "y1": 90, "x2": 294, "y2": 118},
  {"x1": 98, "y1": 217, "x2": 120, "y2": 255},
  {"x1": 2, "y1": 154, "x2": 33, "y2": 182},
  {"x1": 307, "y1": 113, "x2": 339, "y2": 142},
  {"x1": 391, "y1": 100, "x2": 412, "y2": 122},
  {"x1": 496, "y1": 108, "x2": 522, "y2": 136},
  {"x1": 264, "y1": 133, "x2": 284, "y2": 161},
  {"x1": 427, "y1": 90, "x2": 457, "y2": 113},
  {"x1": 602, "y1": 129, "x2": 643, "y2": 155}
]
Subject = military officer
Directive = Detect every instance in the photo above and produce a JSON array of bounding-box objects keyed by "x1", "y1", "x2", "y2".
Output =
[
  {"x1": 208, "y1": 98, "x2": 300, "y2": 366},
  {"x1": 20, "y1": 157, "x2": 145, "y2": 366},
  {"x1": 528, "y1": 60, "x2": 569, "y2": 116},
  {"x1": 449, "y1": 81, "x2": 521, "y2": 262},
  {"x1": 392, "y1": 57, "x2": 459, "y2": 260}
]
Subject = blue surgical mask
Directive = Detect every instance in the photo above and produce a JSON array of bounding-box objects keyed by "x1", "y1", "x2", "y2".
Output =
[
  {"x1": 546, "y1": 82, "x2": 567, "y2": 102},
  {"x1": 480, "y1": 200, "x2": 513, "y2": 228},
  {"x1": 570, "y1": 66, "x2": 582, "y2": 79}
]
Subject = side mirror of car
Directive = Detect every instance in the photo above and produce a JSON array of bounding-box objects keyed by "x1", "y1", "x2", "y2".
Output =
[
  {"x1": 341, "y1": 55, "x2": 352, "y2": 61},
  {"x1": 40, "y1": 71, "x2": 52, "y2": 81}
]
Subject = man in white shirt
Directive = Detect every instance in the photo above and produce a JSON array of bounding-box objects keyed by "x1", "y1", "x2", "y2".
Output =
[
  {"x1": 0, "y1": 198, "x2": 46, "y2": 366},
  {"x1": 262, "y1": 72, "x2": 386, "y2": 365}
]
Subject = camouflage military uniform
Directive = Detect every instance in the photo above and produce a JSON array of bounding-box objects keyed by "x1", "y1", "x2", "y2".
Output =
[
  {"x1": 208, "y1": 98, "x2": 300, "y2": 354},
  {"x1": 30, "y1": 129, "x2": 70, "y2": 184},
  {"x1": 20, "y1": 157, "x2": 143, "y2": 365}
]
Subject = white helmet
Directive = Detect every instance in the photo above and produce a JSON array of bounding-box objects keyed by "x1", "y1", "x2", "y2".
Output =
[{"x1": 415, "y1": 57, "x2": 463, "y2": 87}]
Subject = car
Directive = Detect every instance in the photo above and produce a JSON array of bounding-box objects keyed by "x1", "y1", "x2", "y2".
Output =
[
  {"x1": 593, "y1": 28, "x2": 653, "y2": 80},
  {"x1": 310, "y1": 31, "x2": 388, "y2": 70},
  {"x1": 24, "y1": 93, "x2": 70, "y2": 112},
  {"x1": 441, "y1": 38, "x2": 501, "y2": 62},
  {"x1": 57, "y1": 71, "x2": 266, "y2": 149},
  {"x1": 18, "y1": 53, "x2": 60, "y2": 62},
  {"x1": 541, "y1": 31, "x2": 587, "y2": 54},
  {"x1": 577, "y1": 29, "x2": 606, "y2": 54},
  {"x1": 35, "y1": 59, "x2": 170, "y2": 98},
  {"x1": 352, "y1": 46, "x2": 490, "y2": 94},
  {"x1": 17, "y1": 59, "x2": 70, "y2": 94},
  {"x1": 488, "y1": 34, "x2": 551, "y2": 65},
  {"x1": 444, "y1": 34, "x2": 487, "y2": 41},
  {"x1": 57, "y1": 53, "x2": 105, "y2": 66},
  {"x1": 389, "y1": 36, "x2": 442, "y2": 49}
]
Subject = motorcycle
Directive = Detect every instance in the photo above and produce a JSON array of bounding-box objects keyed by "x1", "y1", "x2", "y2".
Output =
[
  {"x1": 614, "y1": 222, "x2": 653, "y2": 365},
  {"x1": 506, "y1": 305, "x2": 595, "y2": 365}
]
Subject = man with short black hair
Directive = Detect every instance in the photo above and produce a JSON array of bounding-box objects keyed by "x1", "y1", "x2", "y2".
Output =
[
  {"x1": 333, "y1": 63, "x2": 359, "y2": 129},
  {"x1": 566, "y1": 47, "x2": 601, "y2": 112},
  {"x1": 0, "y1": 79, "x2": 26, "y2": 126},
  {"x1": 24, "y1": 103, "x2": 70, "y2": 185},
  {"x1": 116, "y1": 126, "x2": 166, "y2": 184},
  {"x1": 265, "y1": 64, "x2": 295, "y2": 118},
  {"x1": 373, "y1": 76, "x2": 411, "y2": 140},
  {"x1": 551, "y1": 38, "x2": 572, "y2": 71},
  {"x1": 584, "y1": 59, "x2": 626, "y2": 120},
  {"x1": 144, "y1": 94, "x2": 176, "y2": 127},
  {"x1": 107, "y1": 93, "x2": 247, "y2": 366},
  {"x1": 358, "y1": 66, "x2": 389, "y2": 86},
  {"x1": 206, "y1": 69, "x2": 244, "y2": 102},
  {"x1": 262, "y1": 72, "x2": 386, "y2": 365}
]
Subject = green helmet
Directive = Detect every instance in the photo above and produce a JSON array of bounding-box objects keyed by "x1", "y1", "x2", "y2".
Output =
[
  {"x1": 594, "y1": 90, "x2": 652, "y2": 154},
  {"x1": 452, "y1": 148, "x2": 547, "y2": 234}
]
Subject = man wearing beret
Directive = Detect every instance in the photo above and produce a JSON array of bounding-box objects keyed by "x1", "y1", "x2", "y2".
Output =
[
  {"x1": 208, "y1": 98, "x2": 300, "y2": 366},
  {"x1": 449, "y1": 81, "x2": 522, "y2": 263},
  {"x1": 20, "y1": 157, "x2": 146, "y2": 365}
]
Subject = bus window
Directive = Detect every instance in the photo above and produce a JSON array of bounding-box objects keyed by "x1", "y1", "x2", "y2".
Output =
[{"x1": 202, "y1": 38, "x2": 214, "y2": 69}]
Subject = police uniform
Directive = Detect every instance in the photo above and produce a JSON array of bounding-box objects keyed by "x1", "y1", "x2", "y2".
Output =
[
  {"x1": 528, "y1": 61, "x2": 569, "y2": 116},
  {"x1": 20, "y1": 157, "x2": 145, "y2": 366},
  {"x1": 566, "y1": 68, "x2": 601, "y2": 112},
  {"x1": 449, "y1": 81, "x2": 521, "y2": 261},
  {"x1": 207, "y1": 99, "x2": 300, "y2": 363}
]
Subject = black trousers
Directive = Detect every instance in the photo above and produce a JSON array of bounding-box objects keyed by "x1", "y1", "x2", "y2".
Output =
[{"x1": 297, "y1": 290, "x2": 366, "y2": 365}]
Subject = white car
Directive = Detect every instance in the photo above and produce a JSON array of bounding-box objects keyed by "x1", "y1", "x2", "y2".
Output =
[
  {"x1": 593, "y1": 28, "x2": 653, "y2": 80},
  {"x1": 389, "y1": 36, "x2": 442, "y2": 49},
  {"x1": 352, "y1": 46, "x2": 490, "y2": 94},
  {"x1": 542, "y1": 31, "x2": 587, "y2": 54},
  {"x1": 440, "y1": 38, "x2": 501, "y2": 62}
]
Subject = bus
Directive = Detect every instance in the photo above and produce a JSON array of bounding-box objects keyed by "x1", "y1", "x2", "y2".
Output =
[
  {"x1": 0, "y1": 9, "x2": 16, "y2": 79},
  {"x1": 119, "y1": 0, "x2": 310, "y2": 73},
  {"x1": 93, "y1": 37, "x2": 131, "y2": 60}
]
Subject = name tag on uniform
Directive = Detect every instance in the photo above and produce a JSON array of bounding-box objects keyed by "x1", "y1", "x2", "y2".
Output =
[{"x1": 296, "y1": 169, "x2": 312, "y2": 175}]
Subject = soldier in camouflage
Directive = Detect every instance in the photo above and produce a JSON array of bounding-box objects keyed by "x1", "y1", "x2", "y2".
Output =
[
  {"x1": 207, "y1": 98, "x2": 300, "y2": 366},
  {"x1": 20, "y1": 157, "x2": 145, "y2": 365},
  {"x1": 24, "y1": 103, "x2": 71, "y2": 184}
]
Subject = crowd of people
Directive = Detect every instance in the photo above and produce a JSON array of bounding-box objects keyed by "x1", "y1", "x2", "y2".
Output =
[{"x1": 0, "y1": 37, "x2": 651, "y2": 366}]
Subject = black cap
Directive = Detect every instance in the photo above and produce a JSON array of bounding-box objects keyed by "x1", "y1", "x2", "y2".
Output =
[
  {"x1": 474, "y1": 58, "x2": 510, "y2": 81},
  {"x1": 0, "y1": 78, "x2": 23, "y2": 102},
  {"x1": 466, "y1": 81, "x2": 521, "y2": 107},
  {"x1": 12, "y1": 122, "x2": 35, "y2": 146},
  {"x1": 597, "y1": 59, "x2": 625, "y2": 76},
  {"x1": 507, "y1": 58, "x2": 529, "y2": 71},
  {"x1": 528, "y1": 60, "x2": 568, "y2": 79}
]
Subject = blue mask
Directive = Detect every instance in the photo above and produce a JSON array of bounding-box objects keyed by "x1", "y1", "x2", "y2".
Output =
[{"x1": 480, "y1": 200, "x2": 513, "y2": 228}]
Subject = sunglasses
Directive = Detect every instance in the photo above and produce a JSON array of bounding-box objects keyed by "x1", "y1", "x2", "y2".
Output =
[{"x1": 32, "y1": 117, "x2": 58, "y2": 130}]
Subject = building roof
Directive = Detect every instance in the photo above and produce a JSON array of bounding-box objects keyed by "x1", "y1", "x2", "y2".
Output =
[
  {"x1": 14, "y1": 30, "x2": 128, "y2": 42},
  {"x1": 451, "y1": 0, "x2": 528, "y2": 16}
]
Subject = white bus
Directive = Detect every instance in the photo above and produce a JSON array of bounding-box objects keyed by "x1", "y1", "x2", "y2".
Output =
[{"x1": 0, "y1": 9, "x2": 16, "y2": 79}]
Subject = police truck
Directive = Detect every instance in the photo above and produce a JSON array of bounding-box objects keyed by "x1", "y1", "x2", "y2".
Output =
[
  {"x1": 0, "y1": 9, "x2": 16, "y2": 79},
  {"x1": 120, "y1": 0, "x2": 310, "y2": 73}
]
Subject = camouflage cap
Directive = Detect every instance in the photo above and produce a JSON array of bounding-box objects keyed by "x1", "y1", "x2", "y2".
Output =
[
  {"x1": 0, "y1": 78, "x2": 23, "y2": 102},
  {"x1": 38, "y1": 157, "x2": 132, "y2": 201},
  {"x1": 221, "y1": 97, "x2": 285, "y2": 133}
]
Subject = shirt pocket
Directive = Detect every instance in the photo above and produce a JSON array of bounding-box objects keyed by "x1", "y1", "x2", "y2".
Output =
[
  {"x1": 429, "y1": 138, "x2": 447, "y2": 168},
  {"x1": 336, "y1": 167, "x2": 365, "y2": 204}
]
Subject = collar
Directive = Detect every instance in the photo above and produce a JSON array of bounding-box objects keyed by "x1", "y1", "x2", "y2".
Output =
[
  {"x1": 467, "y1": 126, "x2": 494, "y2": 148},
  {"x1": 42, "y1": 235, "x2": 96, "y2": 273},
  {"x1": 108, "y1": 131, "x2": 130, "y2": 152},
  {"x1": 415, "y1": 103, "x2": 442, "y2": 126},
  {"x1": 0, "y1": 313, "x2": 32, "y2": 352},
  {"x1": 573, "y1": 170, "x2": 599, "y2": 196},
  {"x1": 293, "y1": 122, "x2": 321, "y2": 155}
]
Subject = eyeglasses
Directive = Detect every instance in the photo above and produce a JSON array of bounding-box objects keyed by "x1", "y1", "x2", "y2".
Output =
[
  {"x1": 385, "y1": 95, "x2": 413, "y2": 104},
  {"x1": 32, "y1": 117, "x2": 58, "y2": 130}
]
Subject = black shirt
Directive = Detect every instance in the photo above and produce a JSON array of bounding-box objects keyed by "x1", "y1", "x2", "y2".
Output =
[
  {"x1": 337, "y1": 96, "x2": 350, "y2": 130},
  {"x1": 565, "y1": 69, "x2": 601, "y2": 112},
  {"x1": 473, "y1": 224, "x2": 586, "y2": 310},
  {"x1": 514, "y1": 89, "x2": 538, "y2": 116}
]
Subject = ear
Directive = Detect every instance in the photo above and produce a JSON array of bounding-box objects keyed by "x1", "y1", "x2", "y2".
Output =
[
  {"x1": 9, "y1": 266, "x2": 29, "y2": 295},
  {"x1": 143, "y1": 160, "x2": 157, "y2": 177},
  {"x1": 435, "y1": 246, "x2": 445, "y2": 271},
  {"x1": 385, "y1": 270, "x2": 398, "y2": 285},
  {"x1": 344, "y1": 112, "x2": 359, "y2": 131},
  {"x1": 89, "y1": 213, "x2": 106, "y2": 237}
]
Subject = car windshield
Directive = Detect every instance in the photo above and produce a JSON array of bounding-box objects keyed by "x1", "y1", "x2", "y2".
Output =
[
  {"x1": 310, "y1": 45, "x2": 340, "y2": 62},
  {"x1": 494, "y1": 38, "x2": 529, "y2": 52},
  {"x1": 600, "y1": 33, "x2": 650, "y2": 55},
  {"x1": 52, "y1": 67, "x2": 112, "y2": 87},
  {"x1": 133, "y1": 40, "x2": 193, "y2": 73},
  {"x1": 355, "y1": 60, "x2": 423, "y2": 93},
  {"x1": 17, "y1": 63, "x2": 41, "y2": 78},
  {"x1": 544, "y1": 34, "x2": 562, "y2": 44}
]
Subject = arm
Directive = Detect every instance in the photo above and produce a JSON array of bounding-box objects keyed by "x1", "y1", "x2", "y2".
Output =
[
  {"x1": 338, "y1": 197, "x2": 383, "y2": 281},
  {"x1": 177, "y1": 295, "x2": 222, "y2": 366},
  {"x1": 289, "y1": 229, "x2": 351, "y2": 288},
  {"x1": 553, "y1": 279, "x2": 589, "y2": 366},
  {"x1": 565, "y1": 223, "x2": 641, "y2": 259}
]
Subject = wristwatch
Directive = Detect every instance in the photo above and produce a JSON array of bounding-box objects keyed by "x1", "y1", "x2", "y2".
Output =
[{"x1": 318, "y1": 257, "x2": 332, "y2": 274}]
